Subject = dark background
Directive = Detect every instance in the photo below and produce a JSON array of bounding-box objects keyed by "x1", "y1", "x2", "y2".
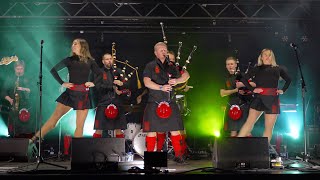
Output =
[{"x1": 0, "y1": 0, "x2": 320, "y2": 154}]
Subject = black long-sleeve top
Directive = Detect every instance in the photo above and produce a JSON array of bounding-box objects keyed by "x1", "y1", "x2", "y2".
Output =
[
  {"x1": 143, "y1": 59, "x2": 180, "y2": 102},
  {"x1": 243, "y1": 65, "x2": 291, "y2": 92},
  {"x1": 92, "y1": 66, "x2": 129, "y2": 106},
  {"x1": 50, "y1": 55, "x2": 102, "y2": 85},
  {"x1": 94, "y1": 67, "x2": 124, "y2": 97}
]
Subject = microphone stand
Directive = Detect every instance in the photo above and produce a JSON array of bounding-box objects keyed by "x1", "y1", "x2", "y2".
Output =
[
  {"x1": 55, "y1": 121, "x2": 63, "y2": 161},
  {"x1": 292, "y1": 44, "x2": 309, "y2": 161},
  {"x1": 34, "y1": 40, "x2": 67, "y2": 170}
]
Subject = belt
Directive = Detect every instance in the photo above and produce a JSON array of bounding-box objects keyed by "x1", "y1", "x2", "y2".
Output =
[
  {"x1": 69, "y1": 84, "x2": 89, "y2": 92},
  {"x1": 259, "y1": 88, "x2": 278, "y2": 96}
]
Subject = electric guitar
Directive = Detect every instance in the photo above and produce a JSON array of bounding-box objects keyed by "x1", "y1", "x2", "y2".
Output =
[{"x1": 0, "y1": 55, "x2": 19, "y2": 65}]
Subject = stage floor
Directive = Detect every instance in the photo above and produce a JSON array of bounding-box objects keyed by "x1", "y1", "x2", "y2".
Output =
[{"x1": 1, "y1": 154, "x2": 320, "y2": 179}]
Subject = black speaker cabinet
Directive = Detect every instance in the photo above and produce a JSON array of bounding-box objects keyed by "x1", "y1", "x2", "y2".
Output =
[
  {"x1": 71, "y1": 137, "x2": 125, "y2": 171},
  {"x1": 307, "y1": 126, "x2": 320, "y2": 149},
  {"x1": 0, "y1": 138, "x2": 38, "y2": 162},
  {"x1": 144, "y1": 151, "x2": 167, "y2": 169},
  {"x1": 212, "y1": 137, "x2": 270, "y2": 170}
]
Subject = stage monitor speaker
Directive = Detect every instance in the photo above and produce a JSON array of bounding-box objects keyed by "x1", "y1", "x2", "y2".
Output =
[
  {"x1": 144, "y1": 151, "x2": 167, "y2": 169},
  {"x1": 0, "y1": 138, "x2": 38, "y2": 162},
  {"x1": 71, "y1": 137, "x2": 125, "y2": 171},
  {"x1": 314, "y1": 144, "x2": 320, "y2": 158},
  {"x1": 212, "y1": 137, "x2": 270, "y2": 170},
  {"x1": 307, "y1": 126, "x2": 320, "y2": 149}
]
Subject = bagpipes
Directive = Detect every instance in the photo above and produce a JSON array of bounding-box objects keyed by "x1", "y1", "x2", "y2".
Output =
[
  {"x1": 111, "y1": 42, "x2": 142, "y2": 90},
  {"x1": 234, "y1": 50, "x2": 253, "y2": 94},
  {"x1": 155, "y1": 22, "x2": 197, "y2": 119},
  {"x1": 160, "y1": 22, "x2": 196, "y2": 91},
  {"x1": 105, "y1": 42, "x2": 142, "y2": 119},
  {"x1": 228, "y1": 50, "x2": 253, "y2": 121}
]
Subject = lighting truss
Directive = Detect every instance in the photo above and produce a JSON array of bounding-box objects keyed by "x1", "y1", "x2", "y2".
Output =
[{"x1": 0, "y1": 0, "x2": 319, "y2": 33}]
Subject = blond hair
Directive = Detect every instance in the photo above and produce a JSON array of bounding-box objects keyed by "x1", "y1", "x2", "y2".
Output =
[
  {"x1": 257, "y1": 48, "x2": 278, "y2": 67},
  {"x1": 154, "y1": 42, "x2": 167, "y2": 52},
  {"x1": 71, "y1": 38, "x2": 94, "y2": 63}
]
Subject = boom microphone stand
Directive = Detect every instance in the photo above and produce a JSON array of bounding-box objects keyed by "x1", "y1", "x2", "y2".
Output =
[
  {"x1": 34, "y1": 40, "x2": 67, "y2": 170},
  {"x1": 291, "y1": 43, "x2": 308, "y2": 161},
  {"x1": 54, "y1": 121, "x2": 63, "y2": 161}
]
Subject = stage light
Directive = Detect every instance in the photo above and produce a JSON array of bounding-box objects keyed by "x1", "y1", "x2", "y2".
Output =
[
  {"x1": 213, "y1": 130, "x2": 220, "y2": 137},
  {"x1": 0, "y1": 116, "x2": 8, "y2": 137},
  {"x1": 83, "y1": 110, "x2": 96, "y2": 137},
  {"x1": 282, "y1": 35, "x2": 289, "y2": 42},
  {"x1": 287, "y1": 124, "x2": 300, "y2": 139}
]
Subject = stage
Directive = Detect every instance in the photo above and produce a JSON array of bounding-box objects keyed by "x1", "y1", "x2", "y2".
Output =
[{"x1": 1, "y1": 151, "x2": 320, "y2": 179}]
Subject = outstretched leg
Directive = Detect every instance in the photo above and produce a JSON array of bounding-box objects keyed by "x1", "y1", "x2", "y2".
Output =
[{"x1": 32, "y1": 103, "x2": 71, "y2": 141}]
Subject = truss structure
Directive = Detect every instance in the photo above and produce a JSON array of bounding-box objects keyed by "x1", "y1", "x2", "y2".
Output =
[{"x1": 0, "y1": 0, "x2": 319, "y2": 33}]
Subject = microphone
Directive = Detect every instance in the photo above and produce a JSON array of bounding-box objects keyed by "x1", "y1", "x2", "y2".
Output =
[
  {"x1": 41, "y1": 40, "x2": 44, "y2": 44},
  {"x1": 290, "y1": 43, "x2": 297, "y2": 48}
]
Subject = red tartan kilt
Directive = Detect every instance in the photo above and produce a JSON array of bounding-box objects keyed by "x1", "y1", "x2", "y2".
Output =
[
  {"x1": 142, "y1": 102, "x2": 184, "y2": 132},
  {"x1": 56, "y1": 89, "x2": 91, "y2": 110}
]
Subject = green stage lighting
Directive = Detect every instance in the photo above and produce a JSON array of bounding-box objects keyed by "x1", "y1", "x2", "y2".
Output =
[{"x1": 0, "y1": 117, "x2": 8, "y2": 137}]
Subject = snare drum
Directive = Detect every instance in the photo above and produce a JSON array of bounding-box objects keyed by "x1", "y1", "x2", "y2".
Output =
[
  {"x1": 124, "y1": 123, "x2": 141, "y2": 140},
  {"x1": 132, "y1": 130, "x2": 147, "y2": 157}
]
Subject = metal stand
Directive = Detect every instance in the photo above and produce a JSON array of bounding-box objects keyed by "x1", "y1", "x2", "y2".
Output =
[
  {"x1": 33, "y1": 40, "x2": 67, "y2": 170},
  {"x1": 53, "y1": 121, "x2": 64, "y2": 161},
  {"x1": 291, "y1": 44, "x2": 309, "y2": 161}
]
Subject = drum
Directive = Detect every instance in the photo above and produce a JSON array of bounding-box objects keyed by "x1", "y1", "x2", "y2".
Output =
[
  {"x1": 132, "y1": 130, "x2": 147, "y2": 157},
  {"x1": 124, "y1": 123, "x2": 141, "y2": 140}
]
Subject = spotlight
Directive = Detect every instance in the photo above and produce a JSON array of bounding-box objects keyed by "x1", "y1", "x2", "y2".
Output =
[
  {"x1": 212, "y1": 20, "x2": 216, "y2": 26},
  {"x1": 301, "y1": 35, "x2": 308, "y2": 42},
  {"x1": 281, "y1": 36, "x2": 288, "y2": 42}
]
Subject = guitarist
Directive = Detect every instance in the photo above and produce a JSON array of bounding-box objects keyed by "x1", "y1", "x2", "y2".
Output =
[{"x1": 2, "y1": 60, "x2": 34, "y2": 138}]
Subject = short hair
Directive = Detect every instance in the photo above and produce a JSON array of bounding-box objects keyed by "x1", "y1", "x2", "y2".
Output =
[
  {"x1": 102, "y1": 53, "x2": 112, "y2": 58},
  {"x1": 14, "y1": 60, "x2": 25, "y2": 69},
  {"x1": 225, "y1": 56, "x2": 237, "y2": 62},
  {"x1": 154, "y1": 42, "x2": 167, "y2": 52}
]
